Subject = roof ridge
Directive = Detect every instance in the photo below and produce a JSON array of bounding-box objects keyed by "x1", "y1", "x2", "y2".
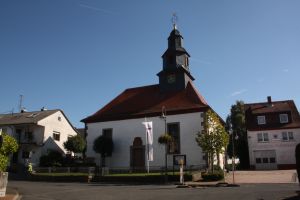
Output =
[
  {"x1": 186, "y1": 81, "x2": 208, "y2": 105},
  {"x1": 0, "y1": 109, "x2": 60, "y2": 116},
  {"x1": 124, "y1": 84, "x2": 159, "y2": 91},
  {"x1": 245, "y1": 99, "x2": 294, "y2": 105}
]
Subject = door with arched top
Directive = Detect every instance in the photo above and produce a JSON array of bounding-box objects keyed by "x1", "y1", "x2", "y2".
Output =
[{"x1": 130, "y1": 137, "x2": 145, "y2": 171}]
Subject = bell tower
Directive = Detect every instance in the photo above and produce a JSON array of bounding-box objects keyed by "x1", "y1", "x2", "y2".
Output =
[{"x1": 157, "y1": 23, "x2": 195, "y2": 93}]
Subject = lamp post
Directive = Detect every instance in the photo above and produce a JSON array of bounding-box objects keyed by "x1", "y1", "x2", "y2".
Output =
[
  {"x1": 231, "y1": 129, "x2": 235, "y2": 184},
  {"x1": 230, "y1": 128, "x2": 238, "y2": 185},
  {"x1": 160, "y1": 106, "x2": 168, "y2": 182}
]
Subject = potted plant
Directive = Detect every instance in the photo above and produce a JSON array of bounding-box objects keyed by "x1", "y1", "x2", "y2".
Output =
[{"x1": 0, "y1": 129, "x2": 18, "y2": 197}]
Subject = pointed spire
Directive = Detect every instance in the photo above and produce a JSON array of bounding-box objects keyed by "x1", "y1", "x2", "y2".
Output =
[{"x1": 171, "y1": 13, "x2": 178, "y2": 30}]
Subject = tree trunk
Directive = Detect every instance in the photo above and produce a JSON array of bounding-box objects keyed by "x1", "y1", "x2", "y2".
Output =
[
  {"x1": 217, "y1": 152, "x2": 220, "y2": 168},
  {"x1": 211, "y1": 153, "x2": 214, "y2": 173},
  {"x1": 101, "y1": 155, "x2": 105, "y2": 168}
]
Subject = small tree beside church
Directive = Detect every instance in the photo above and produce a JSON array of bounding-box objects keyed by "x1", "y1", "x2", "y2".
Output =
[
  {"x1": 195, "y1": 110, "x2": 229, "y2": 173},
  {"x1": 93, "y1": 135, "x2": 113, "y2": 170}
]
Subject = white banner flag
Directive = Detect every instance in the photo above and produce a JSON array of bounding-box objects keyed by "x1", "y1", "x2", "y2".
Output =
[
  {"x1": 148, "y1": 145, "x2": 153, "y2": 162},
  {"x1": 143, "y1": 121, "x2": 153, "y2": 161}
]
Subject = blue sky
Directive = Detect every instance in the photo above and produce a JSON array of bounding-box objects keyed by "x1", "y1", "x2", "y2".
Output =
[{"x1": 1, "y1": 0, "x2": 299, "y2": 128}]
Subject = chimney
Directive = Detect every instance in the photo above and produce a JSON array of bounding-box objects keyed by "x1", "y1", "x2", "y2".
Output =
[{"x1": 267, "y1": 96, "x2": 272, "y2": 107}]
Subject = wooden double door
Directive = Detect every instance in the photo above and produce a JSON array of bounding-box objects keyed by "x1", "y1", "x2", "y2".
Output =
[{"x1": 130, "y1": 137, "x2": 145, "y2": 172}]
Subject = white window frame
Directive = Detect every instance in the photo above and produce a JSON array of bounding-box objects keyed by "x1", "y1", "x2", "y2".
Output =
[
  {"x1": 257, "y1": 132, "x2": 269, "y2": 142},
  {"x1": 279, "y1": 114, "x2": 288, "y2": 123},
  {"x1": 282, "y1": 131, "x2": 294, "y2": 141},
  {"x1": 257, "y1": 116, "x2": 266, "y2": 125}
]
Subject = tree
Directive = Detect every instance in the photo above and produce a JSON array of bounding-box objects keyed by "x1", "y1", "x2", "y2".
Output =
[
  {"x1": 63, "y1": 135, "x2": 86, "y2": 155},
  {"x1": 0, "y1": 132, "x2": 18, "y2": 172},
  {"x1": 93, "y1": 135, "x2": 113, "y2": 168},
  {"x1": 195, "y1": 110, "x2": 229, "y2": 173},
  {"x1": 226, "y1": 100, "x2": 250, "y2": 169},
  {"x1": 158, "y1": 134, "x2": 173, "y2": 177}
]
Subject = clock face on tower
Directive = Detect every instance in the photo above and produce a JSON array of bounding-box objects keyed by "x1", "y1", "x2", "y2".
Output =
[{"x1": 167, "y1": 74, "x2": 176, "y2": 84}]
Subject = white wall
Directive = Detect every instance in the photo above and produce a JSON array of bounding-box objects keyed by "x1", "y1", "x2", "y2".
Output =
[
  {"x1": 86, "y1": 112, "x2": 206, "y2": 169},
  {"x1": 38, "y1": 111, "x2": 77, "y2": 155},
  {"x1": 247, "y1": 128, "x2": 300, "y2": 167}
]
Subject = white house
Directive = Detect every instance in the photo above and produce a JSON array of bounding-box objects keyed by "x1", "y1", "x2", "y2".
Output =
[
  {"x1": 82, "y1": 25, "x2": 224, "y2": 171},
  {"x1": 245, "y1": 96, "x2": 300, "y2": 170},
  {"x1": 0, "y1": 109, "x2": 78, "y2": 167}
]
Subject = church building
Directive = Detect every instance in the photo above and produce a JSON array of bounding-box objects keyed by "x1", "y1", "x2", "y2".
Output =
[{"x1": 82, "y1": 25, "x2": 222, "y2": 171}]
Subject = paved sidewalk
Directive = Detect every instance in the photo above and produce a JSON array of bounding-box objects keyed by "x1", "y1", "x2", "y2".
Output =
[
  {"x1": 224, "y1": 170, "x2": 298, "y2": 184},
  {"x1": 0, "y1": 187, "x2": 19, "y2": 200},
  {"x1": 185, "y1": 170, "x2": 299, "y2": 187}
]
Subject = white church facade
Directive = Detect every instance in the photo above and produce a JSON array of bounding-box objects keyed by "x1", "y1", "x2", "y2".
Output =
[{"x1": 82, "y1": 25, "x2": 223, "y2": 171}]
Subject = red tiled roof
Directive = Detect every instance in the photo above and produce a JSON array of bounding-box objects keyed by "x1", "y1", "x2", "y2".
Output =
[
  {"x1": 244, "y1": 100, "x2": 300, "y2": 131},
  {"x1": 81, "y1": 81, "x2": 209, "y2": 123}
]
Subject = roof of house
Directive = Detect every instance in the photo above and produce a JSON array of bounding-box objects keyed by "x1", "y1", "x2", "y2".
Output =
[
  {"x1": 81, "y1": 81, "x2": 209, "y2": 123},
  {"x1": 0, "y1": 109, "x2": 80, "y2": 134},
  {"x1": 0, "y1": 109, "x2": 60, "y2": 125},
  {"x1": 244, "y1": 99, "x2": 300, "y2": 130}
]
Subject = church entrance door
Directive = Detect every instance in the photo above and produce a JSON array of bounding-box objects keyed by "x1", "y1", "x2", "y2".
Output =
[{"x1": 130, "y1": 137, "x2": 145, "y2": 172}]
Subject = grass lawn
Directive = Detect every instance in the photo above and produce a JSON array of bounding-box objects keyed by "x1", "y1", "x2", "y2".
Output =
[
  {"x1": 33, "y1": 173, "x2": 89, "y2": 176},
  {"x1": 33, "y1": 171, "x2": 188, "y2": 177}
]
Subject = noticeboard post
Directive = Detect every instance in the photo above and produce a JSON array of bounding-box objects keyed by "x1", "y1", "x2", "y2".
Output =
[{"x1": 173, "y1": 155, "x2": 186, "y2": 184}]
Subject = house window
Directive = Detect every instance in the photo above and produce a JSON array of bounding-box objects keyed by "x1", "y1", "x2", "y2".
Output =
[
  {"x1": 282, "y1": 132, "x2": 294, "y2": 141},
  {"x1": 270, "y1": 157, "x2": 276, "y2": 163},
  {"x1": 257, "y1": 133, "x2": 269, "y2": 142},
  {"x1": 102, "y1": 128, "x2": 112, "y2": 139},
  {"x1": 167, "y1": 123, "x2": 180, "y2": 154},
  {"x1": 257, "y1": 116, "x2": 266, "y2": 125},
  {"x1": 262, "y1": 158, "x2": 268, "y2": 163},
  {"x1": 53, "y1": 131, "x2": 60, "y2": 141},
  {"x1": 22, "y1": 151, "x2": 30, "y2": 159},
  {"x1": 25, "y1": 132, "x2": 33, "y2": 141},
  {"x1": 279, "y1": 114, "x2": 288, "y2": 123},
  {"x1": 168, "y1": 55, "x2": 174, "y2": 64},
  {"x1": 256, "y1": 158, "x2": 262, "y2": 164}
]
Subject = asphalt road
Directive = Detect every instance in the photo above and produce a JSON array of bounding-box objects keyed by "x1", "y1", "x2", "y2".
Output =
[{"x1": 8, "y1": 181, "x2": 300, "y2": 200}]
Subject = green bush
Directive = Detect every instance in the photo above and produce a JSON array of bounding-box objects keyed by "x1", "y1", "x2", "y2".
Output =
[
  {"x1": 201, "y1": 171, "x2": 224, "y2": 181},
  {"x1": 0, "y1": 133, "x2": 18, "y2": 172},
  {"x1": 39, "y1": 150, "x2": 63, "y2": 167}
]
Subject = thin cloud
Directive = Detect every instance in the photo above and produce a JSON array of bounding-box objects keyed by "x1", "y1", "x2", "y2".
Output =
[
  {"x1": 282, "y1": 68, "x2": 289, "y2": 73},
  {"x1": 79, "y1": 2, "x2": 116, "y2": 15},
  {"x1": 230, "y1": 89, "x2": 247, "y2": 97},
  {"x1": 189, "y1": 57, "x2": 212, "y2": 65}
]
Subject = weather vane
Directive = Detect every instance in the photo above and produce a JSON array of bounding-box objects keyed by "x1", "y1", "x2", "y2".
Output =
[{"x1": 171, "y1": 13, "x2": 178, "y2": 29}]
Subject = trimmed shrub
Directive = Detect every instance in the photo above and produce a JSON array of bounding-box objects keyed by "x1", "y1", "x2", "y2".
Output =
[
  {"x1": 201, "y1": 170, "x2": 224, "y2": 181},
  {"x1": 39, "y1": 151, "x2": 63, "y2": 167}
]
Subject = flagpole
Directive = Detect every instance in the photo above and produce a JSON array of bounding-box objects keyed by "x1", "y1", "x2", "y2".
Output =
[{"x1": 144, "y1": 117, "x2": 150, "y2": 173}]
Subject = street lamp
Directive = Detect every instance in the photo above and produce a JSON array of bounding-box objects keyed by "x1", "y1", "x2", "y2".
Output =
[
  {"x1": 230, "y1": 129, "x2": 235, "y2": 184},
  {"x1": 160, "y1": 106, "x2": 168, "y2": 182},
  {"x1": 230, "y1": 128, "x2": 238, "y2": 185}
]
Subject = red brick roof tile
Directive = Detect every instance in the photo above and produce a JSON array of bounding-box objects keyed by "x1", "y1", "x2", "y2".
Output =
[
  {"x1": 244, "y1": 100, "x2": 300, "y2": 131},
  {"x1": 81, "y1": 82, "x2": 209, "y2": 123}
]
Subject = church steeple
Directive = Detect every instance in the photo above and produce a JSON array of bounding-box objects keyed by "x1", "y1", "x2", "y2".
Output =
[{"x1": 157, "y1": 25, "x2": 195, "y2": 93}]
